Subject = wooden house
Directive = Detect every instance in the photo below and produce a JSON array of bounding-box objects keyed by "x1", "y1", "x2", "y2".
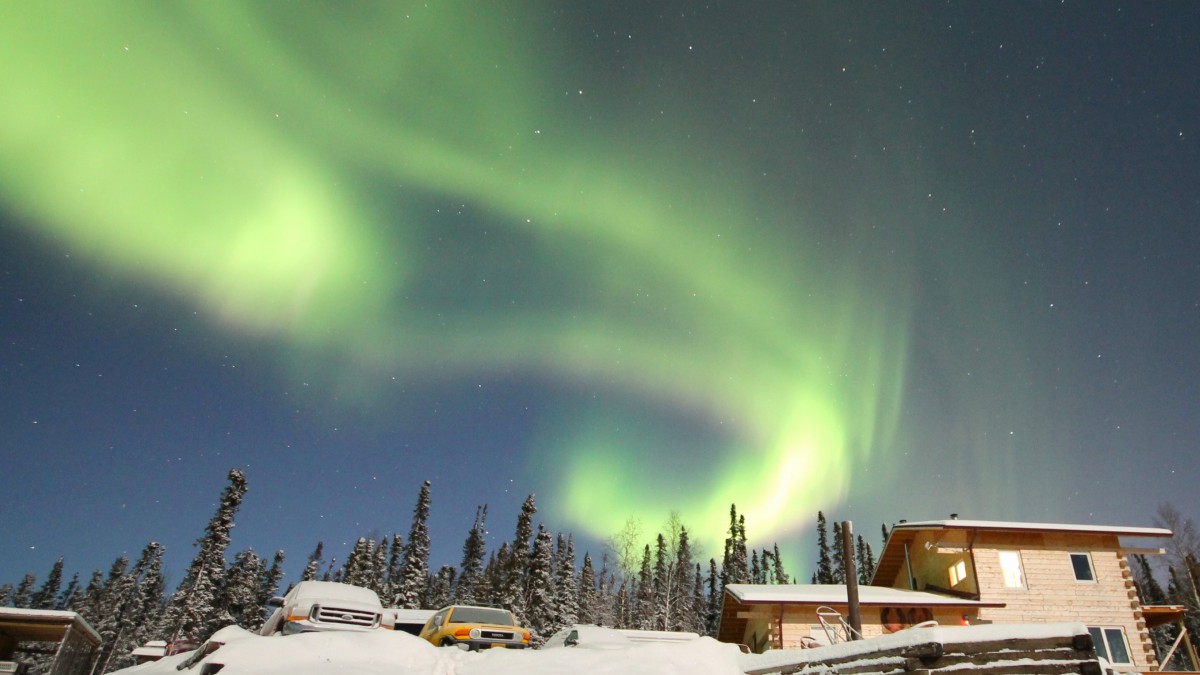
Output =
[{"x1": 721, "y1": 518, "x2": 1184, "y2": 673}]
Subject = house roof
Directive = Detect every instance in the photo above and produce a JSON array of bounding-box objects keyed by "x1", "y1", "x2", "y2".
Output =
[
  {"x1": 724, "y1": 583, "x2": 1003, "y2": 607},
  {"x1": 0, "y1": 607, "x2": 101, "y2": 645},
  {"x1": 889, "y1": 519, "x2": 1172, "y2": 538},
  {"x1": 872, "y1": 519, "x2": 1172, "y2": 587}
]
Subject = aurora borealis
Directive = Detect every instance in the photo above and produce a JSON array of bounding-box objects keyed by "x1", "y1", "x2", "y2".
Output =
[{"x1": 2, "y1": 2, "x2": 1198, "y2": 582}]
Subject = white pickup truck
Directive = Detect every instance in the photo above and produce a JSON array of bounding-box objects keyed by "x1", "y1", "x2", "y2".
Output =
[{"x1": 259, "y1": 581, "x2": 390, "y2": 635}]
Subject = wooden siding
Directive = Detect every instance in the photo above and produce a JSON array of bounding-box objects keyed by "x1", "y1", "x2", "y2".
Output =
[{"x1": 970, "y1": 533, "x2": 1157, "y2": 673}]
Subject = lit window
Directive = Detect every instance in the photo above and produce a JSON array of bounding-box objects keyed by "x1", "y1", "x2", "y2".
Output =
[
  {"x1": 948, "y1": 559, "x2": 968, "y2": 586},
  {"x1": 1071, "y1": 553, "x2": 1095, "y2": 582},
  {"x1": 998, "y1": 550, "x2": 1025, "y2": 588},
  {"x1": 1089, "y1": 626, "x2": 1132, "y2": 665}
]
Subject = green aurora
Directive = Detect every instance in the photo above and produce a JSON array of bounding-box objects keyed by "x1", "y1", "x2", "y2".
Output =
[{"x1": 0, "y1": 3, "x2": 913, "y2": 547}]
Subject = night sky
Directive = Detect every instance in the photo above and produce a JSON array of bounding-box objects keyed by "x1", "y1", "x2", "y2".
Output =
[{"x1": 2, "y1": 2, "x2": 1197, "y2": 588}]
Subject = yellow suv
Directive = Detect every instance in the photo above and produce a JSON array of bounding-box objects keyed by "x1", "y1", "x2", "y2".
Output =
[{"x1": 419, "y1": 605, "x2": 531, "y2": 650}]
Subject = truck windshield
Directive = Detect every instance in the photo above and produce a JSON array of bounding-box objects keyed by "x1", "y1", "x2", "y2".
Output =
[{"x1": 448, "y1": 607, "x2": 514, "y2": 626}]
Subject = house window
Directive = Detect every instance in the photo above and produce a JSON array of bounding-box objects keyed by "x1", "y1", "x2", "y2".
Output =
[
  {"x1": 948, "y1": 559, "x2": 968, "y2": 586},
  {"x1": 998, "y1": 550, "x2": 1025, "y2": 588},
  {"x1": 1071, "y1": 553, "x2": 1096, "y2": 582},
  {"x1": 1089, "y1": 626, "x2": 1132, "y2": 665}
]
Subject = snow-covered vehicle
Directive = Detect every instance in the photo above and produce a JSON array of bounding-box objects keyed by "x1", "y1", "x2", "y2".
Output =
[
  {"x1": 259, "y1": 581, "x2": 388, "y2": 635},
  {"x1": 418, "y1": 605, "x2": 531, "y2": 650}
]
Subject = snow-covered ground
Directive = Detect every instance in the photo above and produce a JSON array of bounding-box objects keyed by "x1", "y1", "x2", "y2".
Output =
[{"x1": 112, "y1": 626, "x2": 748, "y2": 675}]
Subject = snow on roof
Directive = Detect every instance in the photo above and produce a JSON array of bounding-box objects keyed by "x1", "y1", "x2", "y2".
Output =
[
  {"x1": 891, "y1": 519, "x2": 1172, "y2": 538},
  {"x1": 0, "y1": 607, "x2": 101, "y2": 644},
  {"x1": 737, "y1": 621, "x2": 1091, "y2": 673},
  {"x1": 725, "y1": 584, "x2": 1002, "y2": 607}
]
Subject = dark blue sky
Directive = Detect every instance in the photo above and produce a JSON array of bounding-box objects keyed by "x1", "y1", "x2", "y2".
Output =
[{"x1": 1, "y1": 2, "x2": 1197, "y2": 590}]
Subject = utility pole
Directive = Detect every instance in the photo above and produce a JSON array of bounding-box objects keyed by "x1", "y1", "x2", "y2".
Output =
[{"x1": 843, "y1": 521, "x2": 862, "y2": 639}]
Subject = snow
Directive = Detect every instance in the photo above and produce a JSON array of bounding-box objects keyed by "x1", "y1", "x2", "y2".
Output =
[
  {"x1": 112, "y1": 625, "x2": 747, "y2": 675},
  {"x1": 736, "y1": 621, "x2": 1092, "y2": 674}
]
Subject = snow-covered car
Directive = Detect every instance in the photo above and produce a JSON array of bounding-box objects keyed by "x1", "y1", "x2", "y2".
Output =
[
  {"x1": 418, "y1": 605, "x2": 531, "y2": 650},
  {"x1": 543, "y1": 624, "x2": 702, "y2": 649},
  {"x1": 259, "y1": 581, "x2": 388, "y2": 635}
]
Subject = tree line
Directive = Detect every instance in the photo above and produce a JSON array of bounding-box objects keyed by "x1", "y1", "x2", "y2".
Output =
[
  {"x1": 0, "y1": 469, "x2": 799, "y2": 672},
  {"x1": 13, "y1": 469, "x2": 1195, "y2": 674}
]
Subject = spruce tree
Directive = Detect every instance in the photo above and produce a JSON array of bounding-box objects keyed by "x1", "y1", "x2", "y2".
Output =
[
  {"x1": 31, "y1": 558, "x2": 64, "y2": 610},
  {"x1": 57, "y1": 573, "x2": 81, "y2": 611},
  {"x1": 12, "y1": 574, "x2": 36, "y2": 608},
  {"x1": 218, "y1": 549, "x2": 263, "y2": 630},
  {"x1": 578, "y1": 552, "x2": 597, "y2": 625},
  {"x1": 500, "y1": 495, "x2": 537, "y2": 622},
  {"x1": 670, "y1": 527, "x2": 696, "y2": 631},
  {"x1": 396, "y1": 481, "x2": 432, "y2": 609},
  {"x1": 301, "y1": 542, "x2": 325, "y2": 583},
  {"x1": 160, "y1": 468, "x2": 248, "y2": 642},
  {"x1": 425, "y1": 566, "x2": 456, "y2": 609},
  {"x1": 856, "y1": 535, "x2": 876, "y2": 584},
  {"x1": 653, "y1": 534, "x2": 669, "y2": 629},
  {"x1": 258, "y1": 550, "x2": 285, "y2": 608},
  {"x1": 525, "y1": 525, "x2": 557, "y2": 638},
  {"x1": 831, "y1": 521, "x2": 846, "y2": 584},
  {"x1": 816, "y1": 511, "x2": 833, "y2": 584},
  {"x1": 635, "y1": 545, "x2": 655, "y2": 630},
  {"x1": 454, "y1": 506, "x2": 488, "y2": 605},
  {"x1": 705, "y1": 558, "x2": 721, "y2": 637},
  {"x1": 773, "y1": 543, "x2": 789, "y2": 584},
  {"x1": 554, "y1": 534, "x2": 579, "y2": 630}
]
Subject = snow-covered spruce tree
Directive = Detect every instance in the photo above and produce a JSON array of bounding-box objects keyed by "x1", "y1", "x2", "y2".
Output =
[
  {"x1": 773, "y1": 543, "x2": 789, "y2": 584},
  {"x1": 704, "y1": 558, "x2": 721, "y2": 637},
  {"x1": 525, "y1": 525, "x2": 557, "y2": 638},
  {"x1": 751, "y1": 550, "x2": 762, "y2": 584},
  {"x1": 425, "y1": 566, "x2": 456, "y2": 609},
  {"x1": 218, "y1": 549, "x2": 264, "y2": 631},
  {"x1": 577, "y1": 552, "x2": 596, "y2": 625},
  {"x1": 0, "y1": 584, "x2": 12, "y2": 608},
  {"x1": 831, "y1": 521, "x2": 847, "y2": 584},
  {"x1": 57, "y1": 573, "x2": 81, "y2": 611},
  {"x1": 370, "y1": 538, "x2": 388, "y2": 595},
  {"x1": 12, "y1": 574, "x2": 36, "y2": 608},
  {"x1": 613, "y1": 579, "x2": 630, "y2": 629},
  {"x1": 81, "y1": 556, "x2": 129, "y2": 670},
  {"x1": 31, "y1": 558, "x2": 64, "y2": 610},
  {"x1": 634, "y1": 545, "x2": 655, "y2": 630},
  {"x1": 669, "y1": 527, "x2": 696, "y2": 632},
  {"x1": 652, "y1": 534, "x2": 669, "y2": 629},
  {"x1": 856, "y1": 535, "x2": 875, "y2": 584},
  {"x1": 499, "y1": 495, "x2": 537, "y2": 623},
  {"x1": 384, "y1": 533, "x2": 403, "y2": 599},
  {"x1": 159, "y1": 468, "x2": 248, "y2": 642},
  {"x1": 592, "y1": 554, "x2": 616, "y2": 628},
  {"x1": 95, "y1": 542, "x2": 167, "y2": 674},
  {"x1": 343, "y1": 538, "x2": 374, "y2": 588},
  {"x1": 257, "y1": 550, "x2": 285, "y2": 608},
  {"x1": 554, "y1": 533, "x2": 579, "y2": 630},
  {"x1": 395, "y1": 481, "x2": 432, "y2": 609},
  {"x1": 454, "y1": 505, "x2": 488, "y2": 605},
  {"x1": 300, "y1": 542, "x2": 324, "y2": 583},
  {"x1": 815, "y1": 511, "x2": 833, "y2": 584},
  {"x1": 722, "y1": 505, "x2": 750, "y2": 587},
  {"x1": 690, "y1": 562, "x2": 706, "y2": 634}
]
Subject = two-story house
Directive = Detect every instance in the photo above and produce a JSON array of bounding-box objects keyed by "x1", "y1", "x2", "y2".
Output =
[{"x1": 719, "y1": 518, "x2": 1183, "y2": 672}]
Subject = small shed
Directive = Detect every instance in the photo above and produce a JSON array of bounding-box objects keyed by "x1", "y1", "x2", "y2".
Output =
[{"x1": 0, "y1": 608, "x2": 101, "y2": 675}]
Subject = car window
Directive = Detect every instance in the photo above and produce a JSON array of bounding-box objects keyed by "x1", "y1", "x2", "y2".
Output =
[{"x1": 447, "y1": 607, "x2": 515, "y2": 625}]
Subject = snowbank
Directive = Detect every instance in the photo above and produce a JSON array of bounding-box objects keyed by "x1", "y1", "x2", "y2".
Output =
[{"x1": 112, "y1": 626, "x2": 748, "y2": 675}]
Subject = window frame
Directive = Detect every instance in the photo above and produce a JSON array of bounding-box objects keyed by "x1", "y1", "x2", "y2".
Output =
[
  {"x1": 1088, "y1": 626, "x2": 1132, "y2": 665},
  {"x1": 948, "y1": 559, "x2": 968, "y2": 587},
  {"x1": 998, "y1": 550, "x2": 1026, "y2": 589},
  {"x1": 1070, "y1": 552, "x2": 1096, "y2": 582}
]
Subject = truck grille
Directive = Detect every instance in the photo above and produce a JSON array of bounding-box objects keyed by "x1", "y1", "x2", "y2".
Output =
[
  {"x1": 311, "y1": 604, "x2": 380, "y2": 628},
  {"x1": 477, "y1": 629, "x2": 517, "y2": 641}
]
